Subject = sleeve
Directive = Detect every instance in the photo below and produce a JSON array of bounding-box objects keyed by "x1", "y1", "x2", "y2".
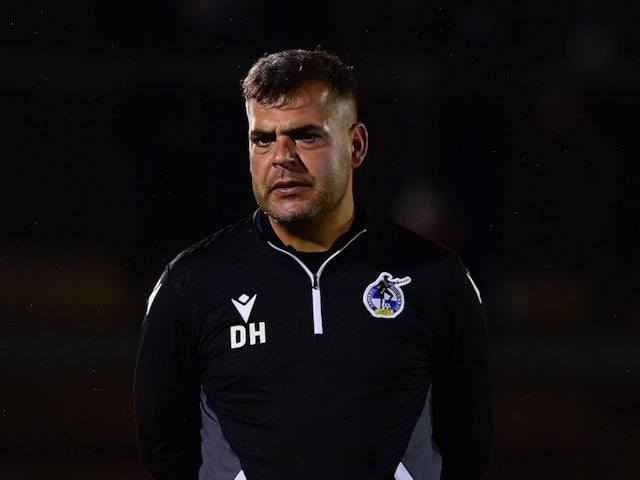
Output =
[
  {"x1": 133, "y1": 267, "x2": 203, "y2": 479},
  {"x1": 431, "y1": 259, "x2": 494, "y2": 480}
]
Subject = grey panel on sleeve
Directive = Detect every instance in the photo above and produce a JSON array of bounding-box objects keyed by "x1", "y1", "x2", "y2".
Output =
[
  {"x1": 398, "y1": 386, "x2": 442, "y2": 480},
  {"x1": 199, "y1": 390, "x2": 244, "y2": 480}
]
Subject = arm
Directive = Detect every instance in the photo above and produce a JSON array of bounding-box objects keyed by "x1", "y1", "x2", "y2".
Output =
[
  {"x1": 431, "y1": 260, "x2": 494, "y2": 480},
  {"x1": 134, "y1": 268, "x2": 202, "y2": 479}
]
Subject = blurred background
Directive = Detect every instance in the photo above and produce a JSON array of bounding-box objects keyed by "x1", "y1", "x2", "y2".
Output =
[{"x1": 1, "y1": 0, "x2": 638, "y2": 478}]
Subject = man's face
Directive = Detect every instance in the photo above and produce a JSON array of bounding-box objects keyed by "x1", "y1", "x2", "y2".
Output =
[{"x1": 246, "y1": 82, "x2": 365, "y2": 225}]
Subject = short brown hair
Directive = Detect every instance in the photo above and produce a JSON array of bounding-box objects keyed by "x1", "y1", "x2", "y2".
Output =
[{"x1": 241, "y1": 49, "x2": 358, "y2": 108}]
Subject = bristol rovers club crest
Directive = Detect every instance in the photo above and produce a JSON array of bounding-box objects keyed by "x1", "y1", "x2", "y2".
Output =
[{"x1": 362, "y1": 272, "x2": 412, "y2": 318}]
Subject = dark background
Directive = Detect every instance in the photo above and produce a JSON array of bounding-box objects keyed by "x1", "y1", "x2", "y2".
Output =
[{"x1": 2, "y1": 1, "x2": 638, "y2": 478}]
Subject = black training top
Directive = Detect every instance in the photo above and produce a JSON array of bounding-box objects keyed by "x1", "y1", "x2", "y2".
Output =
[{"x1": 134, "y1": 206, "x2": 493, "y2": 480}]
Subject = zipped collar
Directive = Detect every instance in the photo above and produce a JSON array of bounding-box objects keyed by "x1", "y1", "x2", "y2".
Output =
[
  {"x1": 252, "y1": 200, "x2": 371, "y2": 253},
  {"x1": 251, "y1": 202, "x2": 369, "y2": 335}
]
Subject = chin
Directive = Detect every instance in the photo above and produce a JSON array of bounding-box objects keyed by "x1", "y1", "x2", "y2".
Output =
[
  {"x1": 266, "y1": 209, "x2": 314, "y2": 224},
  {"x1": 263, "y1": 202, "x2": 320, "y2": 224},
  {"x1": 259, "y1": 193, "x2": 332, "y2": 224}
]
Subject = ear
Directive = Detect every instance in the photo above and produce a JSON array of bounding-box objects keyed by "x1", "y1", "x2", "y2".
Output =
[{"x1": 350, "y1": 122, "x2": 368, "y2": 169}]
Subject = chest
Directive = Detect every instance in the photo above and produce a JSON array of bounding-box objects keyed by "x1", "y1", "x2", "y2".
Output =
[{"x1": 191, "y1": 260, "x2": 439, "y2": 393}]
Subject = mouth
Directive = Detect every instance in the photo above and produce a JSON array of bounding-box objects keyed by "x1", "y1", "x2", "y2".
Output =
[{"x1": 270, "y1": 180, "x2": 311, "y2": 195}]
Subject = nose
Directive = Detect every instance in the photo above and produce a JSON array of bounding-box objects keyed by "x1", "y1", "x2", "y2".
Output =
[{"x1": 272, "y1": 138, "x2": 298, "y2": 169}]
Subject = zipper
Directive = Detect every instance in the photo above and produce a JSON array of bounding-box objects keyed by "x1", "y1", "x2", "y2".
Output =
[{"x1": 267, "y1": 229, "x2": 366, "y2": 334}]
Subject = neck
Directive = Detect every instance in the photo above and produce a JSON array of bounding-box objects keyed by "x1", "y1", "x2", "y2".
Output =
[{"x1": 269, "y1": 202, "x2": 355, "y2": 252}]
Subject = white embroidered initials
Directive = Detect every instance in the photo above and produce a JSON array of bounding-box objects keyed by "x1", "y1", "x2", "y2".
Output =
[{"x1": 230, "y1": 322, "x2": 266, "y2": 349}]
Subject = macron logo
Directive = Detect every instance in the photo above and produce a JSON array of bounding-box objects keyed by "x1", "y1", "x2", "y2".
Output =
[{"x1": 231, "y1": 294, "x2": 257, "y2": 323}]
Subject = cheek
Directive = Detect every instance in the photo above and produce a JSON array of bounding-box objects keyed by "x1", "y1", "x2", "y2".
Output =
[
  {"x1": 249, "y1": 157, "x2": 265, "y2": 177},
  {"x1": 327, "y1": 148, "x2": 353, "y2": 178},
  {"x1": 315, "y1": 146, "x2": 349, "y2": 175}
]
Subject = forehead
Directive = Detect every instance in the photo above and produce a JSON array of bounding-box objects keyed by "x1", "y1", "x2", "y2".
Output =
[{"x1": 246, "y1": 82, "x2": 353, "y2": 129}]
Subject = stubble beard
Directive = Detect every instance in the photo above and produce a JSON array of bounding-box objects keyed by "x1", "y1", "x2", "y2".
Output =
[
  {"x1": 253, "y1": 174, "x2": 348, "y2": 226},
  {"x1": 255, "y1": 189, "x2": 330, "y2": 225}
]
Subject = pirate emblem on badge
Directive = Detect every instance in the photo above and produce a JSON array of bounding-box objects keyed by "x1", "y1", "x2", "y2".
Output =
[{"x1": 362, "y1": 272, "x2": 412, "y2": 318}]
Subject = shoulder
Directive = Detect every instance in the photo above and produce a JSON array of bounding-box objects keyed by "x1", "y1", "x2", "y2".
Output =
[
  {"x1": 363, "y1": 215, "x2": 479, "y2": 298},
  {"x1": 365, "y1": 215, "x2": 462, "y2": 268},
  {"x1": 165, "y1": 213, "x2": 259, "y2": 279}
]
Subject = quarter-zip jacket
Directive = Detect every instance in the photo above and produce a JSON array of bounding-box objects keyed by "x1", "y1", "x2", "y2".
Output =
[
  {"x1": 134, "y1": 207, "x2": 493, "y2": 480},
  {"x1": 266, "y1": 228, "x2": 366, "y2": 335}
]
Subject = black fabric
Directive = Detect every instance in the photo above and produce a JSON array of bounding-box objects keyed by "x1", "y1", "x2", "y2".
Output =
[
  {"x1": 134, "y1": 204, "x2": 493, "y2": 480},
  {"x1": 255, "y1": 201, "x2": 369, "y2": 272}
]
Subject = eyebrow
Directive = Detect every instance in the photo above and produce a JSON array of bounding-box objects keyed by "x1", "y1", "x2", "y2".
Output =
[
  {"x1": 249, "y1": 124, "x2": 324, "y2": 139},
  {"x1": 282, "y1": 124, "x2": 324, "y2": 137}
]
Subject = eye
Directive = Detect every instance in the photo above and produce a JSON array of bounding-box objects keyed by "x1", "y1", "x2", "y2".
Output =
[
  {"x1": 250, "y1": 134, "x2": 274, "y2": 148},
  {"x1": 294, "y1": 133, "x2": 320, "y2": 145},
  {"x1": 253, "y1": 139, "x2": 271, "y2": 147}
]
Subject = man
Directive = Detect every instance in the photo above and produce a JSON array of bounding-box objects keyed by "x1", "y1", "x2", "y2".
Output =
[{"x1": 134, "y1": 48, "x2": 493, "y2": 480}]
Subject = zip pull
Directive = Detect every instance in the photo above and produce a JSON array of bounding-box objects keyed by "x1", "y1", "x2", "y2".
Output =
[
  {"x1": 311, "y1": 276, "x2": 322, "y2": 334},
  {"x1": 266, "y1": 228, "x2": 367, "y2": 335}
]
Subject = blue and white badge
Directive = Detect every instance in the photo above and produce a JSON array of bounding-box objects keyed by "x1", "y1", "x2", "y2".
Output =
[{"x1": 362, "y1": 272, "x2": 412, "y2": 318}]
